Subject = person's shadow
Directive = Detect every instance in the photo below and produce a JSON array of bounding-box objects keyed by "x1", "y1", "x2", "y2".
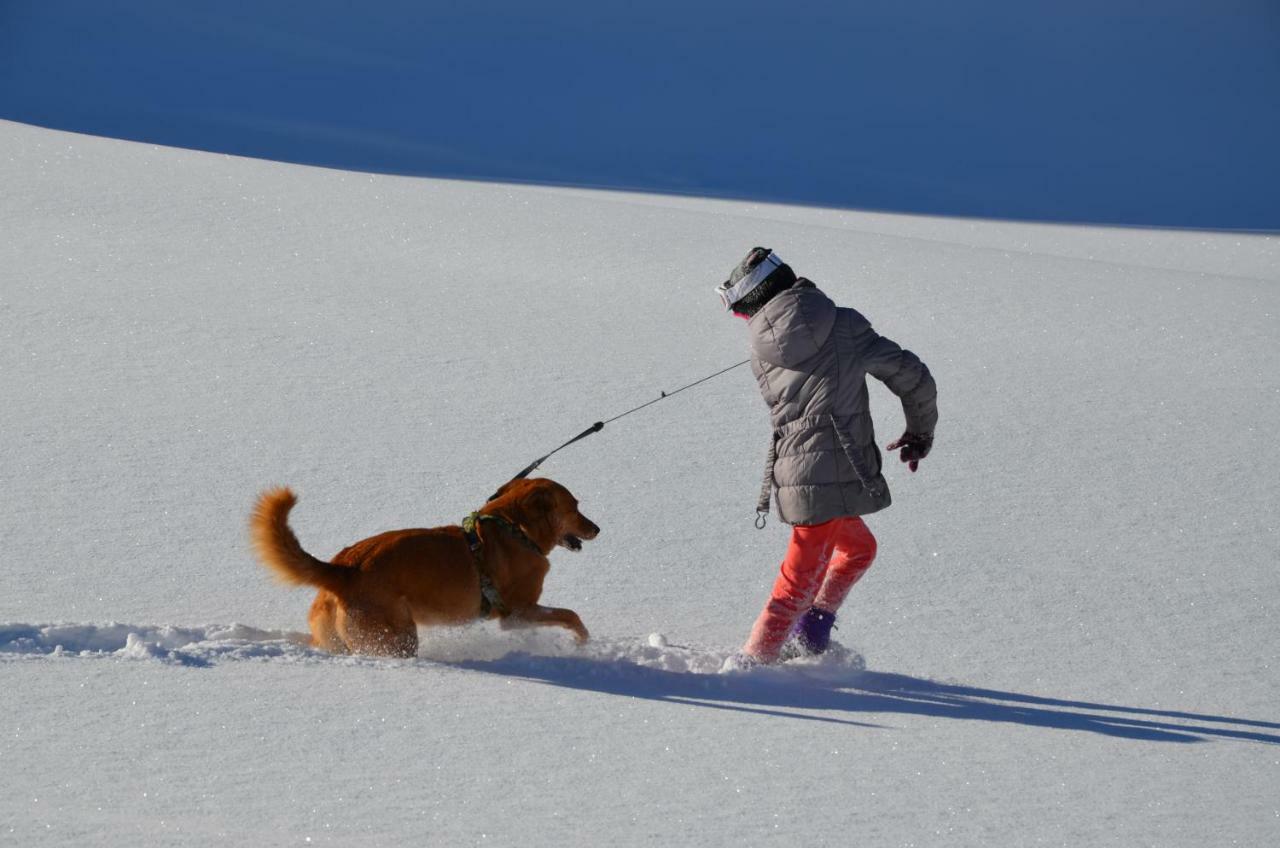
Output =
[{"x1": 452, "y1": 651, "x2": 1280, "y2": 745}]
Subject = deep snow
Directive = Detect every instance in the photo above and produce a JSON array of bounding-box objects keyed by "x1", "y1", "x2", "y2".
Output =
[{"x1": 2, "y1": 119, "x2": 1278, "y2": 845}]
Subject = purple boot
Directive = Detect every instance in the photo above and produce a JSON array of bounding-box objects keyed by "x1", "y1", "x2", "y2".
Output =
[{"x1": 795, "y1": 607, "x2": 837, "y2": 655}]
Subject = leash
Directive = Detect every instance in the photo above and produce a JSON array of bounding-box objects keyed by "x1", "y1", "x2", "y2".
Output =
[
  {"x1": 465, "y1": 358, "x2": 752, "y2": 615},
  {"x1": 502, "y1": 359, "x2": 751, "y2": 487}
]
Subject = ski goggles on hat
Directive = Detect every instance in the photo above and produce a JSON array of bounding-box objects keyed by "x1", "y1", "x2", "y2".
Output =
[{"x1": 716, "y1": 251, "x2": 783, "y2": 311}]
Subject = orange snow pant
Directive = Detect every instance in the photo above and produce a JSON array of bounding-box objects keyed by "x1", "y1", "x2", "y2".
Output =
[{"x1": 743, "y1": 516, "x2": 877, "y2": 661}]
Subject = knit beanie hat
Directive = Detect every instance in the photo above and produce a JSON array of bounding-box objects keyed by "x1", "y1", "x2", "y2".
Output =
[{"x1": 717, "y1": 247, "x2": 797, "y2": 317}]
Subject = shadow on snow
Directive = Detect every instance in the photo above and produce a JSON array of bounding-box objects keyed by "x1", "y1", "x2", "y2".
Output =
[
  {"x1": 454, "y1": 652, "x2": 1280, "y2": 745},
  {"x1": 8, "y1": 620, "x2": 1276, "y2": 744}
]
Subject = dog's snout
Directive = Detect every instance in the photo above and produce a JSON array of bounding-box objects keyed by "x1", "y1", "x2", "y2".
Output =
[{"x1": 579, "y1": 516, "x2": 600, "y2": 539}]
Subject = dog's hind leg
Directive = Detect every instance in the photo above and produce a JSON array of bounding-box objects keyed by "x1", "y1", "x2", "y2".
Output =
[
  {"x1": 501, "y1": 605, "x2": 589, "y2": 643},
  {"x1": 337, "y1": 600, "x2": 419, "y2": 658},
  {"x1": 308, "y1": 591, "x2": 349, "y2": 654}
]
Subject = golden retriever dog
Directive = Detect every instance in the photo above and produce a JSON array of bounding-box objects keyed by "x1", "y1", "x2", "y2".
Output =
[{"x1": 249, "y1": 477, "x2": 599, "y2": 657}]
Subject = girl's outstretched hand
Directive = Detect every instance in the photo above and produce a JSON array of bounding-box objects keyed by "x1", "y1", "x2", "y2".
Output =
[{"x1": 886, "y1": 431, "x2": 933, "y2": 472}]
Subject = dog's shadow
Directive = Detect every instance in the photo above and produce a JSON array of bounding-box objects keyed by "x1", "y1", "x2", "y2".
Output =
[{"x1": 450, "y1": 651, "x2": 1280, "y2": 745}]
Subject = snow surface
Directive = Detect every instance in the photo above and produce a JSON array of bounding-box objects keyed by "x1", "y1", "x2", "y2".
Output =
[{"x1": 2, "y1": 119, "x2": 1279, "y2": 845}]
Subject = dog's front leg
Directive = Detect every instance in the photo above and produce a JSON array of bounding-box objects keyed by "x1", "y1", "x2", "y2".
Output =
[{"x1": 501, "y1": 605, "x2": 589, "y2": 643}]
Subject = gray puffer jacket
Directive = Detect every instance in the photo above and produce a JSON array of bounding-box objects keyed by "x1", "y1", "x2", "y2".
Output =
[{"x1": 748, "y1": 281, "x2": 938, "y2": 525}]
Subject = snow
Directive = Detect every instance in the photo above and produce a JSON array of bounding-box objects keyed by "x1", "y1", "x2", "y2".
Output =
[{"x1": 2, "y1": 115, "x2": 1278, "y2": 846}]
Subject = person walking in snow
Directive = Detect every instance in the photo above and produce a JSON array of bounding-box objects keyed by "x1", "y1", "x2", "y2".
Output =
[{"x1": 716, "y1": 247, "x2": 938, "y2": 665}]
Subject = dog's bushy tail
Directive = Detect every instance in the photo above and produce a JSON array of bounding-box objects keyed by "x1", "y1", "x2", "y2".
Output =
[{"x1": 250, "y1": 487, "x2": 350, "y2": 593}]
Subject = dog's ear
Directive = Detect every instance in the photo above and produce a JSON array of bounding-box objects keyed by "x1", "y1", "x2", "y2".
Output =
[
  {"x1": 526, "y1": 484, "x2": 562, "y2": 536},
  {"x1": 528, "y1": 483, "x2": 556, "y2": 512}
]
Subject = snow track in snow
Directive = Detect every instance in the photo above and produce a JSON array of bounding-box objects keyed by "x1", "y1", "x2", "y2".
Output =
[
  {"x1": 0, "y1": 622, "x2": 313, "y2": 666},
  {"x1": 0, "y1": 621, "x2": 866, "y2": 680}
]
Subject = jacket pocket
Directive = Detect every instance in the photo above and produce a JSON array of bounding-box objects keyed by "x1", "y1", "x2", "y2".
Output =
[{"x1": 830, "y1": 414, "x2": 883, "y2": 497}]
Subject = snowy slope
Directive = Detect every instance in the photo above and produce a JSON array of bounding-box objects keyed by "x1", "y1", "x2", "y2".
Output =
[
  {"x1": 2, "y1": 120, "x2": 1278, "y2": 846},
  {"x1": 3, "y1": 0, "x2": 1279, "y2": 229}
]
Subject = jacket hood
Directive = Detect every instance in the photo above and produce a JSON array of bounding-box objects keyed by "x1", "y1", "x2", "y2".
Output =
[{"x1": 747, "y1": 281, "x2": 837, "y2": 367}]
